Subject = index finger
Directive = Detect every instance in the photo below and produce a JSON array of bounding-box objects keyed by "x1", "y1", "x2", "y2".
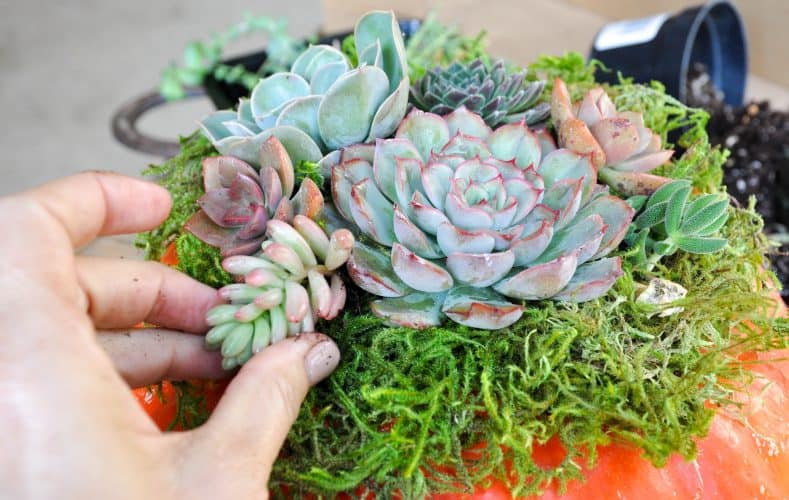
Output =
[{"x1": 22, "y1": 172, "x2": 172, "y2": 248}]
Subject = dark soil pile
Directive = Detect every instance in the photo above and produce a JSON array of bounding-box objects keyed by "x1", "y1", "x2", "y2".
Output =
[{"x1": 686, "y1": 63, "x2": 789, "y2": 298}]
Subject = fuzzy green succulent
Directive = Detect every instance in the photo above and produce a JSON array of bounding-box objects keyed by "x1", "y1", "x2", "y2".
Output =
[
  {"x1": 199, "y1": 10, "x2": 409, "y2": 167},
  {"x1": 205, "y1": 217, "x2": 353, "y2": 368},
  {"x1": 326, "y1": 107, "x2": 635, "y2": 330},
  {"x1": 411, "y1": 59, "x2": 550, "y2": 128},
  {"x1": 625, "y1": 180, "x2": 729, "y2": 270}
]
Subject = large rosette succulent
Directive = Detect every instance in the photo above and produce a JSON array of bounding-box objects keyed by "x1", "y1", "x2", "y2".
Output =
[
  {"x1": 184, "y1": 136, "x2": 323, "y2": 257},
  {"x1": 199, "y1": 10, "x2": 408, "y2": 166},
  {"x1": 551, "y1": 78, "x2": 675, "y2": 196},
  {"x1": 328, "y1": 107, "x2": 635, "y2": 329}
]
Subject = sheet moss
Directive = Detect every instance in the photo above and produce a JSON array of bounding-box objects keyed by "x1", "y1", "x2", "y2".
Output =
[{"x1": 135, "y1": 54, "x2": 788, "y2": 497}]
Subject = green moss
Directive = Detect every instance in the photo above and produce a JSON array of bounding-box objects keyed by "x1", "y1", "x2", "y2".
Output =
[
  {"x1": 526, "y1": 51, "x2": 604, "y2": 101},
  {"x1": 175, "y1": 232, "x2": 233, "y2": 288},
  {"x1": 405, "y1": 13, "x2": 490, "y2": 81},
  {"x1": 135, "y1": 133, "x2": 217, "y2": 261},
  {"x1": 294, "y1": 160, "x2": 324, "y2": 187},
  {"x1": 271, "y1": 204, "x2": 786, "y2": 498},
  {"x1": 138, "y1": 54, "x2": 789, "y2": 497}
]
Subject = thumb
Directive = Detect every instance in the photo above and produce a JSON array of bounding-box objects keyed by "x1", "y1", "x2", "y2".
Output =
[{"x1": 197, "y1": 333, "x2": 339, "y2": 470}]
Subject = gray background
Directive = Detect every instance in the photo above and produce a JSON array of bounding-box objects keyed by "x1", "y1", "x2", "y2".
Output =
[
  {"x1": 1, "y1": 1, "x2": 321, "y2": 196},
  {"x1": 3, "y1": 0, "x2": 786, "y2": 204}
]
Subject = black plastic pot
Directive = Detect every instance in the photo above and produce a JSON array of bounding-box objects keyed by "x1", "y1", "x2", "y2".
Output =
[
  {"x1": 112, "y1": 19, "x2": 422, "y2": 157},
  {"x1": 589, "y1": 1, "x2": 747, "y2": 106}
]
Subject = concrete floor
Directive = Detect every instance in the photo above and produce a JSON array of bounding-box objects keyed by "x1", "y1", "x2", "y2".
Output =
[
  {"x1": 0, "y1": 0, "x2": 321, "y2": 196},
  {"x1": 2, "y1": 0, "x2": 786, "y2": 202}
]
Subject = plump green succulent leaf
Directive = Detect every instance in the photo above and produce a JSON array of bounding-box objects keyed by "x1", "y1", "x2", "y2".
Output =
[
  {"x1": 664, "y1": 182, "x2": 691, "y2": 235},
  {"x1": 486, "y1": 122, "x2": 541, "y2": 168},
  {"x1": 349, "y1": 177, "x2": 396, "y2": 246},
  {"x1": 291, "y1": 45, "x2": 347, "y2": 81},
  {"x1": 441, "y1": 286, "x2": 523, "y2": 329},
  {"x1": 598, "y1": 168, "x2": 672, "y2": 197},
  {"x1": 251, "y1": 72, "x2": 311, "y2": 120},
  {"x1": 674, "y1": 235, "x2": 727, "y2": 254},
  {"x1": 391, "y1": 243, "x2": 454, "y2": 293},
  {"x1": 535, "y1": 214, "x2": 605, "y2": 265},
  {"x1": 371, "y1": 292, "x2": 445, "y2": 329},
  {"x1": 373, "y1": 138, "x2": 422, "y2": 201},
  {"x1": 310, "y1": 60, "x2": 351, "y2": 95},
  {"x1": 696, "y1": 210, "x2": 729, "y2": 236},
  {"x1": 552, "y1": 256, "x2": 623, "y2": 302},
  {"x1": 494, "y1": 253, "x2": 578, "y2": 300},
  {"x1": 576, "y1": 195, "x2": 635, "y2": 259},
  {"x1": 634, "y1": 201, "x2": 668, "y2": 229},
  {"x1": 445, "y1": 250, "x2": 515, "y2": 287},
  {"x1": 276, "y1": 96, "x2": 324, "y2": 151},
  {"x1": 318, "y1": 66, "x2": 391, "y2": 150},
  {"x1": 367, "y1": 77, "x2": 411, "y2": 143},
  {"x1": 354, "y1": 10, "x2": 407, "y2": 93},
  {"x1": 646, "y1": 179, "x2": 690, "y2": 208},
  {"x1": 347, "y1": 241, "x2": 411, "y2": 297},
  {"x1": 679, "y1": 196, "x2": 729, "y2": 235},
  {"x1": 445, "y1": 107, "x2": 493, "y2": 139},
  {"x1": 539, "y1": 149, "x2": 596, "y2": 202},
  {"x1": 396, "y1": 110, "x2": 451, "y2": 162}
]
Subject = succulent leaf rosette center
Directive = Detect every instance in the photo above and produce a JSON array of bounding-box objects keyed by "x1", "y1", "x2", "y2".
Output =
[{"x1": 328, "y1": 107, "x2": 635, "y2": 330}]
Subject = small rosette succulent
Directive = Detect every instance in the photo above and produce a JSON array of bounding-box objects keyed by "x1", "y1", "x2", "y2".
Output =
[
  {"x1": 204, "y1": 217, "x2": 353, "y2": 369},
  {"x1": 328, "y1": 107, "x2": 635, "y2": 330},
  {"x1": 551, "y1": 78, "x2": 674, "y2": 196},
  {"x1": 184, "y1": 136, "x2": 323, "y2": 257},
  {"x1": 411, "y1": 59, "x2": 550, "y2": 128},
  {"x1": 199, "y1": 10, "x2": 409, "y2": 166}
]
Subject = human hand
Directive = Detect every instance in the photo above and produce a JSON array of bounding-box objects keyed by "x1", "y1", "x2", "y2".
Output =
[{"x1": 0, "y1": 173, "x2": 340, "y2": 499}]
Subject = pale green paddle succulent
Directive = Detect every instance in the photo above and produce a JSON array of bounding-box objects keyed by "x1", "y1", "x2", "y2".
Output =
[
  {"x1": 327, "y1": 107, "x2": 635, "y2": 330},
  {"x1": 205, "y1": 216, "x2": 353, "y2": 369},
  {"x1": 199, "y1": 10, "x2": 409, "y2": 166}
]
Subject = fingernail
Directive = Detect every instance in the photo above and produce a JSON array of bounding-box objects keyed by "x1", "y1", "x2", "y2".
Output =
[{"x1": 304, "y1": 339, "x2": 340, "y2": 384}]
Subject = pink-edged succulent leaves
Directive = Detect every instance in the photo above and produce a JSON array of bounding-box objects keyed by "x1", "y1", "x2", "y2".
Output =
[
  {"x1": 551, "y1": 78, "x2": 675, "y2": 197},
  {"x1": 199, "y1": 10, "x2": 408, "y2": 166},
  {"x1": 185, "y1": 136, "x2": 323, "y2": 257},
  {"x1": 205, "y1": 216, "x2": 354, "y2": 368},
  {"x1": 328, "y1": 107, "x2": 635, "y2": 330}
]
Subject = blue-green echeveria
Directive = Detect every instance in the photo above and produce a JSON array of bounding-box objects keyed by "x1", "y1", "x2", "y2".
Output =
[
  {"x1": 327, "y1": 107, "x2": 635, "y2": 330},
  {"x1": 199, "y1": 10, "x2": 409, "y2": 166}
]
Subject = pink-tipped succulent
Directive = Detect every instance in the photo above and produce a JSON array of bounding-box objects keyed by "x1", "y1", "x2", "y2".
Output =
[
  {"x1": 204, "y1": 216, "x2": 353, "y2": 369},
  {"x1": 551, "y1": 78, "x2": 675, "y2": 196},
  {"x1": 184, "y1": 136, "x2": 324, "y2": 257},
  {"x1": 326, "y1": 107, "x2": 635, "y2": 330}
]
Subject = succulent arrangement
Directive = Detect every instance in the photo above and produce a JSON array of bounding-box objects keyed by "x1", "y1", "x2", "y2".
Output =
[{"x1": 134, "y1": 9, "x2": 788, "y2": 499}]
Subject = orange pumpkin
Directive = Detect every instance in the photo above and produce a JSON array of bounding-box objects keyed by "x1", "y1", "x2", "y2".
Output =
[{"x1": 135, "y1": 244, "x2": 788, "y2": 497}]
